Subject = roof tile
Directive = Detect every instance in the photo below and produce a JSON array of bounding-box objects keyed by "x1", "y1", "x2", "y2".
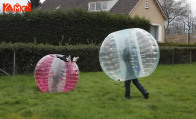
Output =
[
  {"x1": 110, "y1": 0, "x2": 140, "y2": 14},
  {"x1": 41, "y1": 0, "x2": 88, "y2": 10}
]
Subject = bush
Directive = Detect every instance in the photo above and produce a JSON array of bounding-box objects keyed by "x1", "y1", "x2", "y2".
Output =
[
  {"x1": 158, "y1": 42, "x2": 196, "y2": 47},
  {"x1": 159, "y1": 46, "x2": 196, "y2": 64},
  {"x1": 0, "y1": 42, "x2": 101, "y2": 74},
  {"x1": 0, "y1": 43, "x2": 196, "y2": 75},
  {"x1": 0, "y1": 9, "x2": 151, "y2": 45}
]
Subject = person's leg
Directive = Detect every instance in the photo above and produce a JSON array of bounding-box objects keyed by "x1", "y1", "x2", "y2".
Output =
[
  {"x1": 132, "y1": 79, "x2": 149, "y2": 99},
  {"x1": 124, "y1": 80, "x2": 131, "y2": 99}
]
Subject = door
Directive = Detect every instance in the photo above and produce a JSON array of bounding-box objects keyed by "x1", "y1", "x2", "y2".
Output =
[{"x1": 151, "y1": 25, "x2": 159, "y2": 41}]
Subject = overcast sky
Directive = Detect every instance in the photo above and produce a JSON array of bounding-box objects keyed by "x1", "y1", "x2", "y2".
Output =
[
  {"x1": 190, "y1": 0, "x2": 196, "y2": 16},
  {"x1": 0, "y1": 0, "x2": 195, "y2": 16}
]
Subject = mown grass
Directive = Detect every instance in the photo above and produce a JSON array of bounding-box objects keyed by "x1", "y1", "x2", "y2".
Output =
[{"x1": 0, "y1": 64, "x2": 196, "y2": 119}]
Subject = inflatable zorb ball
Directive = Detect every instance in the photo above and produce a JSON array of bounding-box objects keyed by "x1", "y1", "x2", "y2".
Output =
[
  {"x1": 99, "y1": 28, "x2": 160, "y2": 81},
  {"x1": 35, "y1": 54, "x2": 79, "y2": 92}
]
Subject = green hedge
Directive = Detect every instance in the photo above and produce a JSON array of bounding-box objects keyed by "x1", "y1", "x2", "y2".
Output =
[
  {"x1": 159, "y1": 46, "x2": 196, "y2": 64},
  {"x1": 0, "y1": 9, "x2": 151, "y2": 45},
  {"x1": 159, "y1": 42, "x2": 196, "y2": 47},
  {"x1": 0, "y1": 43, "x2": 101, "y2": 74},
  {"x1": 0, "y1": 43, "x2": 196, "y2": 75}
]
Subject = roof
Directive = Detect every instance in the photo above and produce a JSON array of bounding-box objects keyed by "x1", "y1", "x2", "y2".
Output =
[
  {"x1": 110, "y1": 0, "x2": 167, "y2": 20},
  {"x1": 110, "y1": 0, "x2": 139, "y2": 14},
  {"x1": 41, "y1": 0, "x2": 138, "y2": 12},
  {"x1": 41, "y1": 0, "x2": 88, "y2": 11},
  {"x1": 153, "y1": 0, "x2": 167, "y2": 20},
  {"x1": 41, "y1": 0, "x2": 167, "y2": 20}
]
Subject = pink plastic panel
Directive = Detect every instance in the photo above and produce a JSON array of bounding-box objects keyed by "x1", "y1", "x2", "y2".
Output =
[
  {"x1": 35, "y1": 55, "x2": 54, "y2": 92},
  {"x1": 64, "y1": 62, "x2": 79, "y2": 92}
]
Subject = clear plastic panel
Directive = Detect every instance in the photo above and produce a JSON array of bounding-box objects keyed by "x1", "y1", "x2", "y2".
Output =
[{"x1": 99, "y1": 28, "x2": 160, "y2": 81}]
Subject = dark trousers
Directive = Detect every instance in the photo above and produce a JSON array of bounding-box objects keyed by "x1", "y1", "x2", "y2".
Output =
[{"x1": 124, "y1": 79, "x2": 146, "y2": 97}]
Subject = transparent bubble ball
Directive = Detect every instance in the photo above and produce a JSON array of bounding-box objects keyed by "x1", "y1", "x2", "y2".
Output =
[{"x1": 99, "y1": 28, "x2": 160, "y2": 81}]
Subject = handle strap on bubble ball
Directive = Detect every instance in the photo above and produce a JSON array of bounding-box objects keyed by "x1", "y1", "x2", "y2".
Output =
[
  {"x1": 66, "y1": 55, "x2": 79, "y2": 62},
  {"x1": 55, "y1": 54, "x2": 66, "y2": 62},
  {"x1": 73, "y1": 57, "x2": 79, "y2": 62},
  {"x1": 66, "y1": 55, "x2": 71, "y2": 62}
]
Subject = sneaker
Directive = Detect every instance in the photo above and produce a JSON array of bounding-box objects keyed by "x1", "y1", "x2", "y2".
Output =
[
  {"x1": 125, "y1": 95, "x2": 131, "y2": 99},
  {"x1": 143, "y1": 92, "x2": 149, "y2": 99}
]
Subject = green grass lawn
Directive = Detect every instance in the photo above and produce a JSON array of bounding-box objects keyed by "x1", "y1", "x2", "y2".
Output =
[{"x1": 0, "y1": 64, "x2": 196, "y2": 119}]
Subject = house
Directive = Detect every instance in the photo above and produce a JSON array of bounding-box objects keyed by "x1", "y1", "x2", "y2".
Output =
[{"x1": 41, "y1": 0, "x2": 167, "y2": 42}]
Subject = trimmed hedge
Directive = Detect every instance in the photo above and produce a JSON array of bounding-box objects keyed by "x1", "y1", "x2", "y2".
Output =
[
  {"x1": 0, "y1": 43, "x2": 196, "y2": 75},
  {"x1": 159, "y1": 42, "x2": 196, "y2": 47},
  {"x1": 0, "y1": 9, "x2": 151, "y2": 45},
  {"x1": 159, "y1": 46, "x2": 196, "y2": 64},
  {"x1": 0, "y1": 42, "x2": 101, "y2": 74}
]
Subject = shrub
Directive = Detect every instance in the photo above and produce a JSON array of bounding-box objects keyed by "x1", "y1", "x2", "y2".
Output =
[
  {"x1": 0, "y1": 43, "x2": 196, "y2": 75},
  {"x1": 159, "y1": 46, "x2": 196, "y2": 64},
  {"x1": 0, "y1": 42, "x2": 101, "y2": 74},
  {"x1": 158, "y1": 42, "x2": 196, "y2": 47},
  {"x1": 0, "y1": 9, "x2": 151, "y2": 45}
]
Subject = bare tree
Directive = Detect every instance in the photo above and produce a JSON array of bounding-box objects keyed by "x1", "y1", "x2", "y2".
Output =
[
  {"x1": 158, "y1": 0, "x2": 189, "y2": 33},
  {"x1": 173, "y1": 1, "x2": 196, "y2": 44},
  {"x1": 181, "y1": 11, "x2": 196, "y2": 43}
]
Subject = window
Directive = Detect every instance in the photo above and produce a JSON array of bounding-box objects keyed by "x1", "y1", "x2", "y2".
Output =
[
  {"x1": 89, "y1": 2, "x2": 109, "y2": 11},
  {"x1": 89, "y1": 2, "x2": 96, "y2": 11},
  {"x1": 96, "y1": 2, "x2": 101, "y2": 11},
  {"x1": 145, "y1": 1, "x2": 149, "y2": 9},
  {"x1": 102, "y1": 2, "x2": 108, "y2": 10}
]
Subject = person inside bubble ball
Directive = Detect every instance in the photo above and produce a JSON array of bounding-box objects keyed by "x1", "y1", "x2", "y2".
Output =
[
  {"x1": 122, "y1": 40, "x2": 149, "y2": 100},
  {"x1": 124, "y1": 79, "x2": 149, "y2": 99}
]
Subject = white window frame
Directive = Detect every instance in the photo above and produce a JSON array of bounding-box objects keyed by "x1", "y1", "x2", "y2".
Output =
[
  {"x1": 89, "y1": 2, "x2": 96, "y2": 11},
  {"x1": 101, "y1": 2, "x2": 108, "y2": 11},
  {"x1": 96, "y1": 2, "x2": 101, "y2": 11},
  {"x1": 88, "y1": 2, "x2": 109, "y2": 12},
  {"x1": 152, "y1": 24, "x2": 162, "y2": 42},
  {"x1": 145, "y1": 1, "x2": 149, "y2": 9}
]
